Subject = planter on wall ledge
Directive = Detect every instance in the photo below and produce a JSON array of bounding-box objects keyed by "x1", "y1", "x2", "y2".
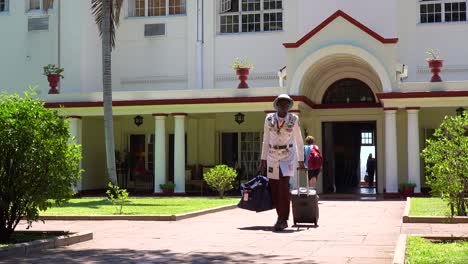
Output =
[
  {"x1": 47, "y1": 74, "x2": 60, "y2": 94},
  {"x1": 399, "y1": 186, "x2": 415, "y2": 197},
  {"x1": 236, "y1": 67, "x2": 250, "y2": 88},
  {"x1": 427, "y1": 59, "x2": 443, "y2": 82},
  {"x1": 162, "y1": 189, "x2": 174, "y2": 196}
]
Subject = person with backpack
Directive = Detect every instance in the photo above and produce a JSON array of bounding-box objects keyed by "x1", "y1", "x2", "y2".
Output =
[{"x1": 304, "y1": 136, "x2": 322, "y2": 189}]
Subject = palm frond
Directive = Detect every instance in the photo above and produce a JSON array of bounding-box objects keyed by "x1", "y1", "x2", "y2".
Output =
[{"x1": 91, "y1": 0, "x2": 122, "y2": 49}]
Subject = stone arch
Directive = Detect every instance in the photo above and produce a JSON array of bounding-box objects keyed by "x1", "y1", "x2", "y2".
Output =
[{"x1": 289, "y1": 45, "x2": 392, "y2": 99}]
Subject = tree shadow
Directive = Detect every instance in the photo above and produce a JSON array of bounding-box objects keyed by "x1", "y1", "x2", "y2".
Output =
[
  {"x1": 3, "y1": 248, "x2": 320, "y2": 264},
  {"x1": 238, "y1": 226, "x2": 305, "y2": 233}
]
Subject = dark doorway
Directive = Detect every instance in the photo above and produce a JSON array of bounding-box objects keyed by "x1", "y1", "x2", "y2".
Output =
[
  {"x1": 221, "y1": 133, "x2": 239, "y2": 168},
  {"x1": 322, "y1": 121, "x2": 377, "y2": 194}
]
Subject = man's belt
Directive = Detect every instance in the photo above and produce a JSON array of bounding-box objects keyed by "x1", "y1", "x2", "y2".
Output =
[{"x1": 269, "y1": 144, "x2": 293, "y2": 150}]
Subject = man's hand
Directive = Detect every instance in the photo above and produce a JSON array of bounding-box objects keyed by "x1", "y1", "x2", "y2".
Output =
[
  {"x1": 258, "y1": 160, "x2": 267, "y2": 173},
  {"x1": 298, "y1": 161, "x2": 305, "y2": 170}
]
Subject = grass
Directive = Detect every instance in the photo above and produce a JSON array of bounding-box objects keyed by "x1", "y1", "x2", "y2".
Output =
[
  {"x1": 40, "y1": 197, "x2": 239, "y2": 215},
  {"x1": 0, "y1": 232, "x2": 66, "y2": 247},
  {"x1": 406, "y1": 236, "x2": 468, "y2": 264},
  {"x1": 409, "y1": 198, "x2": 452, "y2": 216}
]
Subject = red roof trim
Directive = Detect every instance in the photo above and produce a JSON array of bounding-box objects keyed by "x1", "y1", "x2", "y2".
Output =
[
  {"x1": 384, "y1": 107, "x2": 399, "y2": 111},
  {"x1": 152, "y1": 113, "x2": 168, "y2": 116},
  {"x1": 377, "y1": 91, "x2": 468, "y2": 99},
  {"x1": 283, "y1": 10, "x2": 398, "y2": 48},
  {"x1": 313, "y1": 103, "x2": 382, "y2": 109},
  {"x1": 44, "y1": 96, "x2": 316, "y2": 109},
  {"x1": 171, "y1": 113, "x2": 188, "y2": 116}
]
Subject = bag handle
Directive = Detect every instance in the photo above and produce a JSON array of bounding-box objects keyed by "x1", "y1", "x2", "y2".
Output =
[{"x1": 296, "y1": 168, "x2": 310, "y2": 195}]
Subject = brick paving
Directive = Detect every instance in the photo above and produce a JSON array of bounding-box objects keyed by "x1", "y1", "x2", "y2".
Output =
[{"x1": 0, "y1": 200, "x2": 434, "y2": 264}]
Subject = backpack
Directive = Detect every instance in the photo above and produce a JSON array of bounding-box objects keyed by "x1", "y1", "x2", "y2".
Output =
[{"x1": 307, "y1": 145, "x2": 323, "y2": 169}]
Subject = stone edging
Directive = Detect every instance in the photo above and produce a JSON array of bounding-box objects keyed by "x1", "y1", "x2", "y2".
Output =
[
  {"x1": 0, "y1": 231, "x2": 93, "y2": 257},
  {"x1": 402, "y1": 197, "x2": 468, "y2": 223},
  {"x1": 37, "y1": 204, "x2": 238, "y2": 221},
  {"x1": 392, "y1": 234, "x2": 468, "y2": 264}
]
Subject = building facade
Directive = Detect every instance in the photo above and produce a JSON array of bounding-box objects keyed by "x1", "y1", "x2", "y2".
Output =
[{"x1": 1, "y1": 0, "x2": 467, "y2": 195}]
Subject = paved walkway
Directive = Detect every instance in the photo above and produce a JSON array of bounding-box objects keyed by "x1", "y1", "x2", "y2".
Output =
[{"x1": 3, "y1": 199, "x2": 464, "y2": 264}]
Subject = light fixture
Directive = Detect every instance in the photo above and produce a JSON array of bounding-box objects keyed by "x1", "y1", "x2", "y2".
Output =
[
  {"x1": 134, "y1": 115, "x2": 144, "y2": 126},
  {"x1": 456, "y1": 107, "x2": 465, "y2": 117},
  {"x1": 234, "y1": 112, "x2": 245, "y2": 125}
]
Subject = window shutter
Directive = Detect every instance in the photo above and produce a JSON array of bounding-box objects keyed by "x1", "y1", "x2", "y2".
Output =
[
  {"x1": 144, "y1": 23, "x2": 166, "y2": 36},
  {"x1": 28, "y1": 16, "x2": 49, "y2": 31},
  {"x1": 220, "y1": 0, "x2": 231, "y2": 13}
]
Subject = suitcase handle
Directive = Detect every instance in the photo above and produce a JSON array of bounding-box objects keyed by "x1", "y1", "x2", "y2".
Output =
[{"x1": 296, "y1": 168, "x2": 310, "y2": 195}]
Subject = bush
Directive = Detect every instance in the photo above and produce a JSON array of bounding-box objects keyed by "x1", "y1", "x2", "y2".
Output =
[
  {"x1": 0, "y1": 89, "x2": 81, "y2": 242},
  {"x1": 159, "y1": 181, "x2": 176, "y2": 190},
  {"x1": 421, "y1": 112, "x2": 468, "y2": 216},
  {"x1": 203, "y1": 165, "x2": 237, "y2": 198},
  {"x1": 106, "y1": 182, "x2": 129, "y2": 214}
]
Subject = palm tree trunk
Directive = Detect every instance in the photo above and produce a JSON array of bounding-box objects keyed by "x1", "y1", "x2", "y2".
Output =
[{"x1": 102, "y1": 0, "x2": 118, "y2": 185}]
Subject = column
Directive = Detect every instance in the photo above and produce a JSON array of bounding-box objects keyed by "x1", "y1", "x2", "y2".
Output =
[
  {"x1": 384, "y1": 108, "x2": 398, "y2": 193},
  {"x1": 173, "y1": 113, "x2": 187, "y2": 193},
  {"x1": 68, "y1": 116, "x2": 82, "y2": 192},
  {"x1": 407, "y1": 108, "x2": 421, "y2": 193},
  {"x1": 153, "y1": 114, "x2": 167, "y2": 193}
]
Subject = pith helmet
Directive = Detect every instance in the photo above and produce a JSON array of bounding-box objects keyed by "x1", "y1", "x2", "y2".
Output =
[{"x1": 273, "y1": 94, "x2": 294, "y2": 111}]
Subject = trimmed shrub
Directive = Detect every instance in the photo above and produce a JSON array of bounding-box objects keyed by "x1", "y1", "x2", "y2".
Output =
[{"x1": 203, "y1": 165, "x2": 237, "y2": 198}]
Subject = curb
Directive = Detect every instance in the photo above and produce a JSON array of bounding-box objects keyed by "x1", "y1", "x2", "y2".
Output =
[
  {"x1": 402, "y1": 198, "x2": 468, "y2": 223},
  {"x1": 37, "y1": 204, "x2": 238, "y2": 221},
  {"x1": 0, "y1": 231, "x2": 93, "y2": 257},
  {"x1": 393, "y1": 234, "x2": 468, "y2": 264}
]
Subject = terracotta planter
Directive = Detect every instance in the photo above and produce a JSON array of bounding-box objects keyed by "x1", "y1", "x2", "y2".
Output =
[
  {"x1": 236, "y1": 67, "x2": 250, "y2": 89},
  {"x1": 47, "y1": 74, "x2": 60, "y2": 94},
  {"x1": 399, "y1": 186, "x2": 415, "y2": 197},
  {"x1": 427, "y1": 59, "x2": 443, "y2": 82},
  {"x1": 162, "y1": 189, "x2": 174, "y2": 196}
]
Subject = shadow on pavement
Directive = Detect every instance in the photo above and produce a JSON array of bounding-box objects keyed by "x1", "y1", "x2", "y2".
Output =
[
  {"x1": 2, "y1": 249, "x2": 320, "y2": 264},
  {"x1": 238, "y1": 226, "x2": 305, "y2": 233}
]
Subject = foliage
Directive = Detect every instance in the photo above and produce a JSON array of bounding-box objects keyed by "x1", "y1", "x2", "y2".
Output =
[
  {"x1": 159, "y1": 181, "x2": 176, "y2": 190},
  {"x1": 41, "y1": 198, "x2": 239, "y2": 215},
  {"x1": 231, "y1": 57, "x2": 254, "y2": 70},
  {"x1": 421, "y1": 112, "x2": 468, "y2": 216},
  {"x1": 43, "y1": 64, "x2": 64, "y2": 78},
  {"x1": 426, "y1": 48, "x2": 441, "y2": 60},
  {"x1": 0, "y1": 89, "x2": 81, "y2": 243},
  {"x1": 399, "y1": 182, "x2": 417, "y2": 189},
  {"x1": 203, "y1": 165, "x2": 238, "y2": 198},
  {"x1": 406, "y1": 236, "x2": 468, "y2": 264},
  {"x1": 105, "y1": 182, "x2": 129, "y2": 214}
]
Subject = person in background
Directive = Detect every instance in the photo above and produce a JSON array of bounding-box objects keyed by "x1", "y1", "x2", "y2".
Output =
[
  {"x1": 304, "y1": 135, "x2": 320, "y2": 189},
  {"x1": 366, "y1": 153, "x2": 376, "y2": 187},
  {"x1": 259, "y1": 94, "x2": 305, "y2": 231}
]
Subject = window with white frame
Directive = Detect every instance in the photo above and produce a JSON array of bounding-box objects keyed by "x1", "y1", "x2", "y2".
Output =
[
  {"x1": 27, "y1": 0, "x2": 54, "y2": 12},
  {"x1": 128, "y1": 0, "x2": 186, "y2": 17},
  {"x1": 361, "y1": 131, "x2": 373, "y2": 146},
  {"x1": 0, "y1": 0, "x2": 9, "y2": 12},
  {"x1": 219, "y1": 0, "x2": 283, "y2": 33},
  {"x1": 420, "y1": 0, "x2": 467, "y2": 23}
]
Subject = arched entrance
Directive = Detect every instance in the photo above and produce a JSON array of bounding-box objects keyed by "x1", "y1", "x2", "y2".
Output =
[{"x1": 320, "y1": 79, "x2": 378, "y2": 194}]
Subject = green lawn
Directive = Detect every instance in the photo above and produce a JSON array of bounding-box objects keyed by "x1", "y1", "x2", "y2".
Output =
[
  {"x1": 41, "y1": 197, "x2": 239, "y2": 215},
  {"x1": 409, "y1": 198, "x2": 452, "y2": 216},
  {"x1": 406, "y1": 236, "x2": 468, "y2": 264}
]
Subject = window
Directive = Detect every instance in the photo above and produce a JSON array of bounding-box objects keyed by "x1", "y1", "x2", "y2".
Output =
[
  {"x1": 322, "y1": 78, "x2": 376, "y2": 104},
  {"x1": 128, "y1": 0, "x2": 186, "y2": 17},
  {"x1": 361, "y1": 131, "x2": 374, "y2": 146},
  {"x1": 28, "y1": 0, "x2": 54, "y2": 12},
  {"x1": 420, "y1": 0, "x2": 467, "y2": 23},
  {"x1": 219, "y1": 0, "x2": 283, "y2": 33},
  {"x1": 0, "y1": 0, "x2": 9, "y2": 12}
]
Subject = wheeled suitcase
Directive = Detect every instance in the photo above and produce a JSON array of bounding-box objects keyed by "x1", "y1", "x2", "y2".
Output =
[{"x1": 291, "y1": 169, "x2": 319, "y2": 226}]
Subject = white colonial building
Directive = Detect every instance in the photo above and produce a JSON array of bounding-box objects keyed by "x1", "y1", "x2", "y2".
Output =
[{"x1": 1, "y1": 0, "x2": 467, "y2": 195}]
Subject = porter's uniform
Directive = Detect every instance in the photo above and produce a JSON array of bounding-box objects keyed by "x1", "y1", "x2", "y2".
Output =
[{"x1": 261, "y1": 112, "x2": 304, "y2": 178}]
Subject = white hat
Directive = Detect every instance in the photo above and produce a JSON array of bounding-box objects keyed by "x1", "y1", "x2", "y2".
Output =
[{"x1": 273, "y1": 94, "x2": 294, "y2": 111}]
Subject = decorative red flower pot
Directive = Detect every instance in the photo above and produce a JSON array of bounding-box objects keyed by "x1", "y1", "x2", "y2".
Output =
[
  {"x1": 47, "y1": 74, "x2": 60, "y2": 94},
  {"x1": 399, "y1": 186, "x2": 415, "y2": 197},
  {"x1": 427, "y1": 59, "x2": 443, "y2": 82},
  {"x1": 162, "y1": 189, "x2": 174, "y2": 196},
  {"x1": 236, "y1": 67, "x2": 250, "y2": 89}
]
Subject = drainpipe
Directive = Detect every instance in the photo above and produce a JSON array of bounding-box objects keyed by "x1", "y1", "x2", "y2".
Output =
[
  {"x1": 196, "y1": 0, "x2": 204, "y2": 89},
  {"x1": 57, "y1": 0, "x2": 61, "y2": 91}
]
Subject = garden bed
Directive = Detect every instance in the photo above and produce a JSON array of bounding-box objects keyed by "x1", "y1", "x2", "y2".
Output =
[{"x1": 402, "y1": 198, "x2": 468, "y2": 223}]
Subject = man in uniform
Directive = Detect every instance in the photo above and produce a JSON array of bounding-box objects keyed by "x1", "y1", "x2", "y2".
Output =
[{"x1": 259, "y1": 94, "x2": 305, "y2": 231}]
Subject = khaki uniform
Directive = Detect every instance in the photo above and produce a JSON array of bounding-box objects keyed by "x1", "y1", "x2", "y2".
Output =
[{"x1": 261, "y1": 112, "x2": 304, "y2": 179}]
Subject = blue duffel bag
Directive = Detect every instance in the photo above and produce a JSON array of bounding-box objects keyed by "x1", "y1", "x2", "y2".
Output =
[{"x1": 237, "y1": 175, "x2": 274, "y2": 212}]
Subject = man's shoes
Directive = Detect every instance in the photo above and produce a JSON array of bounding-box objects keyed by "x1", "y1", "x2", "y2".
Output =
[{"x1": 273, "y1": 219, "x2": 288, "y2": 231}]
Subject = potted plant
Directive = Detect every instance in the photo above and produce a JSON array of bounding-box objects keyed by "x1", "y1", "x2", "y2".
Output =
[
  {"x1": 43, "y1": 64, "x2": 64, "y2": 94},
  {"x1": 159, "y1": 181, "x2": 176, "y2": 195},
  {"x1": 426, "y1": 49, "x2": 443, "y2": 82},
  {"x1": 399, "y1": 182, "x2": 416, "y2": 197},
  {"x1": 232, "y1": 58, "x2": 253, "y2": 89}
]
